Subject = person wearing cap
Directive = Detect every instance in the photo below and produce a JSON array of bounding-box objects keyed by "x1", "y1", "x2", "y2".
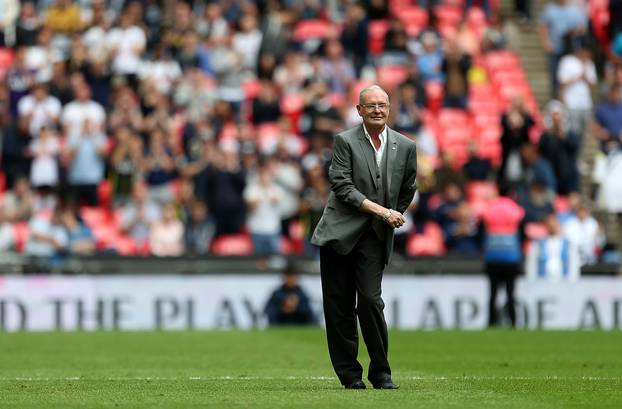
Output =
[{"x1": 311, "y1": 85, "x2": 417, "y2": 390}]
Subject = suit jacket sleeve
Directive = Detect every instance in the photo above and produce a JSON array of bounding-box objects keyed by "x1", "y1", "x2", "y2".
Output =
[
  {"x1": 396, "y1": 143, "x2": 418, "y2": 214},
  {"x1": 328, "y1": 133, "x2": 367, "y2": 209}
]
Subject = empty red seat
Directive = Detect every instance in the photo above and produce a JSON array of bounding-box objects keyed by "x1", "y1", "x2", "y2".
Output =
[
  {"x1": 439, "y1": 126, "x2": 473, "y2": 147},
  {"x1": 477, "y1": 141, "x2": 502, "y2": 166},
  {"x1": 256, "y1": 122, "x2": 280, "y2": 152},
  {"x1": 435, "y1": 5, "x2": 463, "y2": 26},
  {"x1": 280, "y1": 93, "x2": 305, "y2": 115},
  {"x1": 406, "y1": 222, "x2": 445, "y2": 256},
  {"x1": 211, "y1": 234, "x2": 253, "y2": 256},
  {"x1": 80, "y1": 206, "x2": 108, "y2": 228},
  {"x1": 389, "y1": 0, "x2": 414, "y2": 14},
  {"x1": 98, "y1": 180, "x2": 113, "y2": 209},
  {"x1": 292, "y1": 19, "x2": 335, "y2": 42},
  {"x1": 438, "y1": 108, "x2": 470, "y2": 127},
  {"x1": 12, "y1": 222, "x2": 30, "y2": 253},
  {"x1": 467, "y1": 181, "x2": 498, "y2": 203},
  {"x1": 525, "y1": 222, "x2": 548, "y2": 240},
  {"x1": 424, "y1": 81, "x2": 444, "y2": 112},
  {"x1": 243, "y1": 79, "x2": 262, "y2": 100},
  {"x1": 113, "y1": 235, "x2": 138, "y2": 256},
  {"x1": 368, "y1": 19, "x2": 390, "y2": 56},
  {"x1": 554, "y1": 195, "x2": 570, "y2": 213},
  {"x1": 467, "y1": 7, "x2": 487, "y2": 29},
  {"x1": 485, "y1": 51, "x2": 519, "y2": 71},
  {"x1": 377, "y1": 65, "x2": 409, "y2": 89},
  {"x1": 398, "y1": 6, "x2": 428, "y2": 36},
  {"x1": 0, "y1": 48, "x2": 15, "y2": 80}
]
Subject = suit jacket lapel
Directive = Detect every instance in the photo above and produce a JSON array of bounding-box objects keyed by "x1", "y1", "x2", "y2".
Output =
[
  {"x1": 386, "y1": 127, "x2": 398, "y2": 200},
  {"x1": 357, "y1": 125, "x2": 379, "y2": 190}
]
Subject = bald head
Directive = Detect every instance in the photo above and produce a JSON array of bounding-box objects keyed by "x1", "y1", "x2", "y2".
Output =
[{"x1": 359, "y1": 85, "x2": 389, "y2": 105}]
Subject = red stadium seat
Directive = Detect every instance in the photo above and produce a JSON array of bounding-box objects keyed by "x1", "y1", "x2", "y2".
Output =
[
  {"x1": 80, "y1": 206, "x2": 108, "y2": 228},
  {"x1": 0, "y1": 48, "x2": 15, "y2": 80},
  {"x1": 98, "y1": 180, "x2": 113, "y2": 209},
  {"x1": 484, "y1": 51, "x2": 519, "y2": 71},
  {"x1": 292, "y1": 19, "x2": 335, "y2": 42},
  {"x1": 438, "y1": 108, "x2": 470, "y2": 127},
  {"x1": 243, "y1": 79, "x2": 262, "y2": 100},
  {"x1": 554, "y1": 195, "x2": 570, "y2": 213},
  {"x1": 425, "y1": 81, "x2": 444, "y2": 112},
  {"x1": 113, "y1": 235, "x2": 138, "y2": 256},
  {"x1": 389, "y1": 0, "x2": 414, "y2": 15},
  {"x1": 377, "y1": 65, "x2": 409, "y2": 90},
  {"x1": 434, "y1": 5, "x2": 463, "y2": 26},
  {"x1": 368, "y1": 19, "x2": 390, "y2": 56},
  {"x1": 211, "y1": 234, "x2": 253, "y2": 256},
  {"x1": 439, "y1": 126, "x2": 473, "y2": 147},
  {"x1": 406, "y1": 222, "x2": 445, "y2": 256},
  {"x1": 467, "y1": 181, "x2": 498, "y2": 203},
  {"x1": 12, "y1": 222, "x2": 30, "y2": 253},
  {"x1": 256, "y1": 122, "x2": 280, "y2": 152},
  {"x1": 467, "y1": 7, "x2": 487, "y2": 29},
  {"x1": 525, "y1": 222, "x2": 548, "y2": 240},
  {"x1": 280, "y1": 93, "x2": 305, "y2": 115},
  {"x1": 398, "y1": 6, "x2": 428, "y2": 36}
]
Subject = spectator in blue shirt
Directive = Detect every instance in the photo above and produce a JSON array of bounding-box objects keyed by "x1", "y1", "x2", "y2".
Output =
[
  {"x1": 60, "y1": 205, "x2": 96, "y2": 255},
  {"x1": 417, "y1": 32, "x2": 445, "y2": 83},
  {"x1": 65, "y1": 119, "x2": 108, "y2": 206},
  {"x1": 594, "y1": 86, "x2": 622, "y2": 153}
]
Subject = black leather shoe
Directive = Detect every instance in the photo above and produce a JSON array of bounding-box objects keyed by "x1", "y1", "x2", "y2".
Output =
[
  {"x1": 372, "y1": 380, "x2": 400, "y2": 389},
  {"x1": 344, "y1": 380, "x2": 366, "y2": 389}
]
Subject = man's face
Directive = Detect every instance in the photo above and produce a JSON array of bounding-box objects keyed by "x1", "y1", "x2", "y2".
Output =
[{"x1": 357, "y1": 89, "x2": 390, "y2": 129}]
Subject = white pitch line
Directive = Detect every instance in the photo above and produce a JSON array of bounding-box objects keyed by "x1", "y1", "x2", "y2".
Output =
[{"x1": 1, "y1": 376, "x2": 620, "y2": 382}]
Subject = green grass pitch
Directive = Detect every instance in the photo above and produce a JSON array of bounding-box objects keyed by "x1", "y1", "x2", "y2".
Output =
[{"x1": 1, "y1": 329, "x2": 621, "y2": 408}]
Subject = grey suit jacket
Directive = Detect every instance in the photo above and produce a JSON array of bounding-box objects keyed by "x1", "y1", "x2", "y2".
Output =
[{"x1": 311, "y1": 124, "x2": 418, "y2": 265}]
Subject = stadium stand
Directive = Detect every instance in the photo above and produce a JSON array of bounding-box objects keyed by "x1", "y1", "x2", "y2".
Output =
[{"x1": 0, "y1": 0, "x2": 618, "y2": 270}]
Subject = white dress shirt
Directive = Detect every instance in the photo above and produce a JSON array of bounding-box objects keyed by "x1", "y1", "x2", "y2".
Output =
[{"x1": 363, "y1": 125, "x2": 387, "y2": 167}]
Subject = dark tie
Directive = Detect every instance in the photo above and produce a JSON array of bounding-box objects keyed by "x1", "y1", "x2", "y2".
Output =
[{"x1": 371, "y1": 134, "x2": 381, "y2": 151}]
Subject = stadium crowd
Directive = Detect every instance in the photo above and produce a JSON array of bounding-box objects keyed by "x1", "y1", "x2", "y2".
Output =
[{"x1": 0, "y1": 0, "x2": 619, "y2": 269}]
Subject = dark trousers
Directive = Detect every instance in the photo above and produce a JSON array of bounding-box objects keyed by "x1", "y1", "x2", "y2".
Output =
[
  {"x1": 319, "y1": 229, "x2": 390, "y2": 385},
  {"x1": 487, "y1": 262, "x2": 520, "y2": 327}
]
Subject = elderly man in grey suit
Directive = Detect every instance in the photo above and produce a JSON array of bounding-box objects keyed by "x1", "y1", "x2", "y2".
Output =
[{"x1": 311, "y1": 85, "x2": 417, "y2": 390}]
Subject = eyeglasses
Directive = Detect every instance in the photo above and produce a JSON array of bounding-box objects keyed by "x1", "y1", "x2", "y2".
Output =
[{"x1": 360, "y1": 103, "x2": 390, "y2": 111}]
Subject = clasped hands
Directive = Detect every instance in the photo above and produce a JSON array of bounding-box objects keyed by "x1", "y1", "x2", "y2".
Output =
[{"x1": 382, "y1": 208, "x2": 405, "y2": 229}]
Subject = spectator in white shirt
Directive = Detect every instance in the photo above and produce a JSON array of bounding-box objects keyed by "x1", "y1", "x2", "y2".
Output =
[
  {"x1": 82, "y1": 0, "x2": 113, "y2": 62},
  {"x1": 25, "y1": 207, "x2": 68, "y2": 258},
  {"x1": 149, "y1": 203, "x2": 184, "y2": 257},
  {"x1": 244, "y1": 160, "x2": 285, "y2": 256},
  {"x1": 106, "y1": 10, "x2": 146, "y2": 76},
  {"x1": 18, "y1": 82, "x2": 61, "y2": 137},
  {"x1": 232, "y1": 13, "x2": 263, "y2": 72},
  {"x1": 28, "y1": 124, "x2": 60, "y2": 191},
  {"x1": 138, "y1": 44, "x2": 182, "y2": 96},
  {"x1": 563, "y1": 201, "x2": 604, "y2": 265},
  {"x1": 557, "y1": 40, "x2": 597, "y2": 138},
  {"x1": 24, "y1": 28, "x2": 62, "y2": 82},
  {"x1": 61, "y1": 82, "x2": 105, "y2": 138},
  {"x1": 526, "y1": 213, "x2": 580, "y2": 281}
]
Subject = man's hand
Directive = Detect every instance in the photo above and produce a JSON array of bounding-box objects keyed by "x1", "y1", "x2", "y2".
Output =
[
  {"x1": 360, "y1": 199, "x2": 406, "y2": 228},
  {"x1": 384, "y1": 209, "x2": 405, "y2": 229}
]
